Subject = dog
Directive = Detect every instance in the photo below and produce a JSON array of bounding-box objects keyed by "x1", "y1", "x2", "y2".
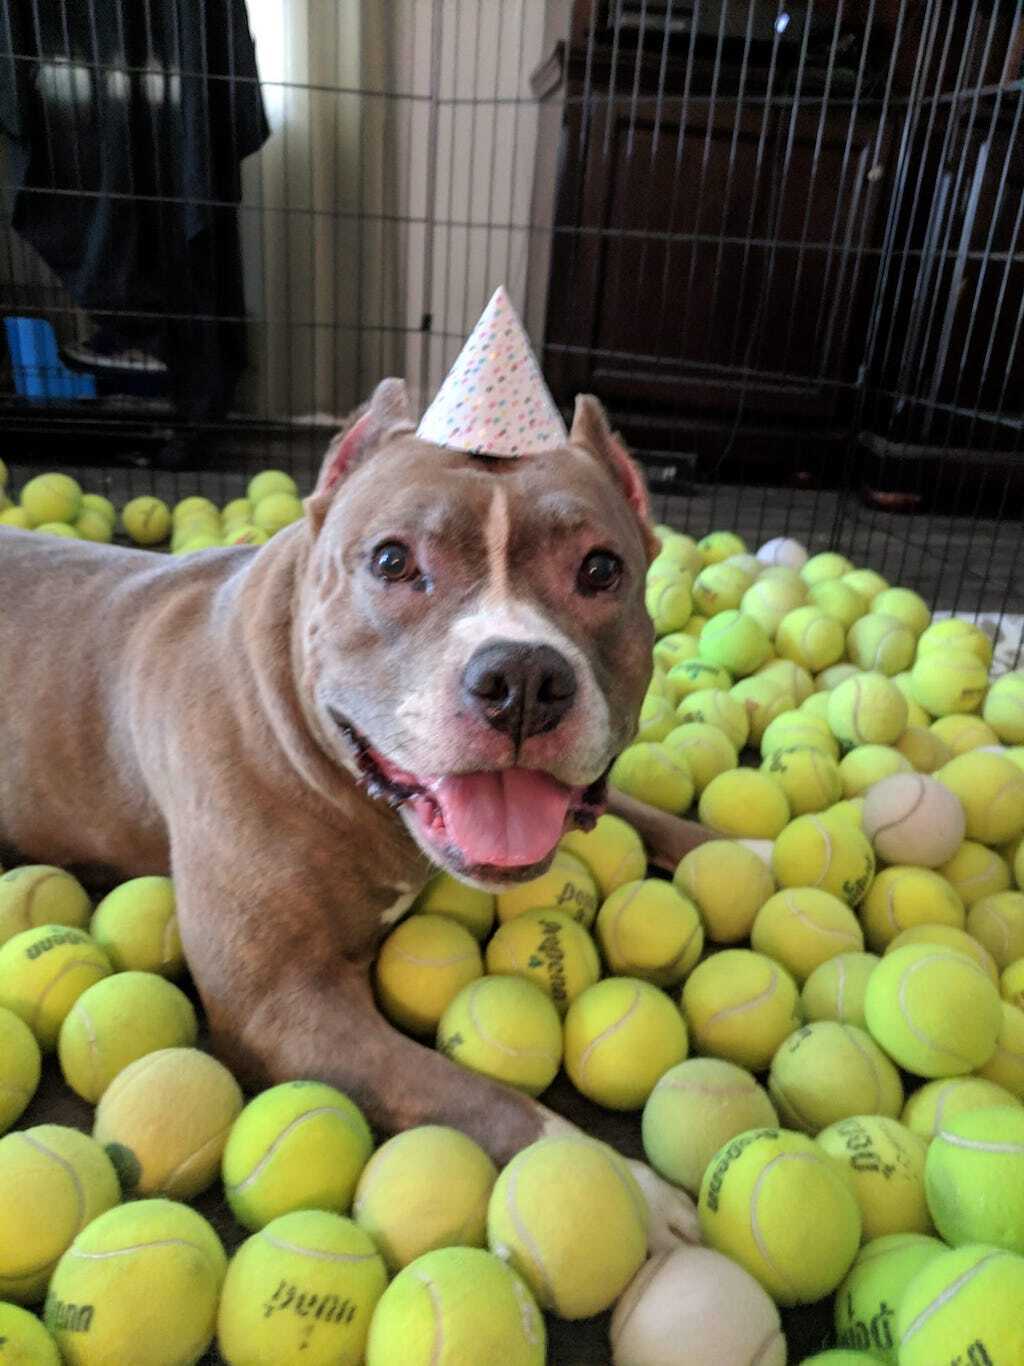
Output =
[{"x1": 0, "y1": 379, "x2": 709, "y2": 1245}]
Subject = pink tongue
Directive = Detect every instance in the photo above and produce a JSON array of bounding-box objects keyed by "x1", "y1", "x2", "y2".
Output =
[{"x1": 432, "y1": 770, "x2": 574, "y2": 868}]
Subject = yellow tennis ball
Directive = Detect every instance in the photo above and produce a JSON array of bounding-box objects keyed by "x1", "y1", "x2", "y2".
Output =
[
  {"x1": 366, "y1": 1246, "x2": 544, "y2": 1366},
  {"x1": 495, "y1": 848, "x2": 600, "y2": 927},
  {"x1": 120, "y1": 496, "x2": 171, "y2": 546},
  {"x1": 757, "y1": 658, "x2": 815, "y2": 704},
  {"x1": 801, "y1": 952, "x2": 880, "y2": 1029},
  {"x1": 772, "y1": 812, "x2": 876, "y2": 907},
  {"x1": 761, "y1": 745, "x2": 843, "y2": 814},
  {"x1": 861, "y1": 771, "x2": 965, "y2": 866},
  {"x1": 722, "y1": 552, "x2": 762, "y2": 579},
  {"x1": 0, "y1": 1125, "x2": 119, "y2": 1304},
  {"x1": 752, "y1": 888, "x2": 864, "y2": 983},
  {"x1": 664, "y1": 657, "x2": 733, "y2": 706},
  {"x1": 972, "y1": 999, "x2": 1024, "y2": 1098},
  {"x1": 35, "y1": 522, "x2": 77, "y2": 539},
  {"x1": 917, "y1": 618, "x2": 993, "y2": 666},
  {"x1": 691, "y1": 563, "x2": 755, "y2": 619},
  {"x1": 57, "y1": 971, "x2": 197, "y2": 1104},
  {"x1": 673, "y1": 839, "x2": 775, "y2": 944},
  {"x1": 641, "y1": 1057, "x2": 778, "y2": 1194},
  {"x1": 817, "y1": 1115, "x2": 931, "y2": 1239},
  {"x1": 930, "y1": 713, "x2": 1000, "y2": 754},
  {"x1": 800, "y1": 551, "x2": 854, "y2": 585},
  {"x1": 1005, "y1": 957, "x2": 1024, "y2": 1009},
  {"x1": 374, "y1": 913, "x2": 483, "y2": 1035},
  {"x1": 595, "y1": 880, "x2": 703, "y2": 987},
  {"x1": 938, "y1": 751, "x2": 1024, "y2": 845},
  {"x1": 655, "y1": 531, "x2": 703, "y2": 573},
  {"x1": 487, "y1": 1135, "x2": 648, "y2": 1318},
  {"x1": 1017, "y1": 836, "x2": 1024, "y2": 888},
  {"x1": 846, "y1": 615, "x2": 915, "y2": 676},
  {"x1": 222, "y1": 496, "x2": 254, "y2": 527},
  {"x1": 662, "y1": 722, "x2": 737, "y2": 793},
  {"x1": 0, "y1": 1301, "x2": 60, "y2": 1363},
  {"x1": 761, "y1": 709, "x2": 838, "y2": 757},
  {"x1": 20, "y1": 473, "x2": 81, "y2": 527},
  {"x1": 652, "y1": 629, "x2": 699, "y2": 672},
  {"x1": 353, "y1": 1128, "x2": 496, "y2": 1271},
  {"x1": 559, "y1": 812, "x2": 646, "y2": 900},
  {"x1": 172, "y1": 495, "x2": 219, "y2": 526},
  {"x1": 217, "y1": 1209, "x2": 385, "y2": 1366},
  {"x1": 222, "y1": 1080, "x2": 372, "y2": 1232},
  {"x1": 698, "y1": 530, "x2": 747, "y2": 564},
  {"x1": 839, "y1": 568, "x2": 887, "y2": 602},
  {"x1": 610, "y1": 741, "x2": 694, "y2": 815},
  {"x1": 74, "y1": 508, "x2": 114, "y2": 543},
  {"x1": 776, "y1": 606, "x2": 846, "y2": 671},
  {"x1": 839, "y1": 745, "x2": 912, "y2": 798},
  {"x1": 833, "y1": 1233, "x2": 945, "y2": 1364},
  {"x1": 884, "y1": 924, "x2": 999, "y2": 985},
  {"x1": 901, "y1": 1076, "x2": 1022, "y2": 1142},
  {"x1": 698, "y1": 769, "x2": 790, "y2": 840},
  {"x1": 0, "y1": 865, "x2": 91, "y2": 947},
  {"x1": 93, "y1": 1046, "x2": 243, "y2": 1198},
  {"x1": 173, "y1": 531, "x2": 221, "y2": 555},
  {"x1": 410, "y1": 870, "x2": 495, "y2": 940},
  {"x1": 682, "y1": 949, "x2": 801, "y2": 1071},
  {"x1": 895, "y1": 724, "x2": 952, "y2": 773},
  {"x1": 983, "y1": 671, "x2": 1024, "y2": 744},
  {"x1": 485, "y1": 908, "x2": 600, "y2": 1013},
  {"x1": 0, "y1": 925, "x2": 111, "y2": 1050},
  {"x1": 253, "y1": 491, "x2": 304, "y2": 534},
  {"x1": 860, "y1": 866, "x2": 966, "y2": 953},
  {"x1": 247, "y1": 469, "x2": 299, "y2": 504},
  {"x1": 827, "y1": 672, "x2": 908, "y2": 750},
  {"x1": 89, "y1": 876, "x2": 183, "y2": 977},
  {"x1": 635, "y1": 692, "x2": 677, "y2": 743},
  {"x1": 871, "y1": 588, "x2": 932, "y2": 636},
  {"x1": 924, "y1": 1104, "x2": 1024, "y2": 1252},
  {"x1": 966, "y1": 890, "x2": 1024, "y2": 969},
  {"x1": 437, "y1": 976, "x2": 562, "y2": 1095},
  {"x1": 674, "y1": 688, "x2": 751, "y2": 749},
  {"x1": 864, "y1": 944, "x2": 1002, "y2": 1077},
  {"x1": 699, "y1": 1126, "x2": 861, "y2": 1304},
  {"x1": 563, "y1": 977, "x2": 687, "y2": 1110},
  {"x1": 730, "y1": 676, "x2": 796, "y2": 745},
  {"x1": 828, "y1": 796, "x2": 867, "y2": 828},
  {"x1": 0, "y1": 1004, "x2": 41, "y2": 1134},
  {"x1": 768, "y1": 1022, "x2": 903, "y2": 1133},
  {"x1": 223, "y1": 523, "x2": 270, "y2": 547},
  {"x1": 697, "y1": 610, "x2": 770, "y2": 677},
  {"x1": 741, "y1": 576, "x2": 807, "y2": 636},
  {"x1": 817, "y1": 662, "x2": 861, "y2": 691},
  {"x1": 645, "y1": 572, "x2": 694, "y2": 636},
  {"x1": 940, "y1": 838, "x2": 1011, "y2": 905},
  {"x1": 801, "y1": 690, "x2": 833, "y2": 723},
  {"x1": 0, "y1": 506, "x2": 31, "y2": 529},
  {"x1": 910, "y1": 650, "x2": 989, "y2": 716},
  {"x1": 809, "y1": 580, "x2": 869, "y2": 630},
  {"x1": 897, "y1": 1242, "x2": 1024, "y2": 1366}
]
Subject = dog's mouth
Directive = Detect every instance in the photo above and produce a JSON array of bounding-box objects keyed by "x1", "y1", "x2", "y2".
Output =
[{"x1": 330, "y1": 711, "x2": 607, "y2": 877}]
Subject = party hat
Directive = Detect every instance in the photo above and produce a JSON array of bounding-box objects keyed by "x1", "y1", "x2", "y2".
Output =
[{"x1": 416, "y1": 286, "x2": 567, "y2": 456}]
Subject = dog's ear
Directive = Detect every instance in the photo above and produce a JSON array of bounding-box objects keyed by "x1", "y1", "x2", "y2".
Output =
[
  {"x1": 306, "y1": 378, "x2": 415, "y2": 532},
  {"x1": 570, "y1": 395, "x2": 659, "y2": 563}
]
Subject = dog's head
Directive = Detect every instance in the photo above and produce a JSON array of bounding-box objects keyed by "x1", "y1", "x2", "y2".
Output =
[{"x1": 298, "y1": 378, "x2": 657, "y2": 887}]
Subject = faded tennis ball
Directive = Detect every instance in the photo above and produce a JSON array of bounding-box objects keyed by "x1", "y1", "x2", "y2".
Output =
[
  {"x1": 861, "y1": 772, "x2": 966, "y2": 867},
  {"x1": 975, "y1": 1001, "x2": 1024, "y2": 1099},
  {"x1": 0, "y1": 1005, "x2": 41, "y2": 1134},
  {"x1": 937, "y1": 751, "x2": 1024, "y2": 846},
  {"x1": 768, "y1": 1022, "x2": 903, "y2": 1134},
  {"x1": 20, "y1": 473, "x2": 82, "y2": 527},
  {"x1": 609, "y1": 742, "x2": 695, "y2": 815},
  {"x1": 411, "y1": 871, "x2": 495, "y2": 940},
  {"x1": 939, "y1": 839, "x2": 1012, "y2": 906},
  {"x1": 761, "y1": 745, "x2": 843, "y2": 815},
  {"x1": 662, "y1": 722, "x2": 737, "y2": 794},
  {"x1": 910, "y1": 650, "x2": 989, "y2": 717},
  {"x1": 827, "y1": 673, "x2": 909, "y2": 750},
  {"x1": 673, "y1": 688, "x2": 751, "y2": 749},
  {"x1": 0, "y1": 865, "x2": 91, "y2": 948},
  {"x1": 967, "y1": 891, "x2": 1024, "y2": 969},
  {"x1": 437, "y1": 977, "x2": 562, "y2": 1097},
  {"x1": 757, "y1": 536, "x2": 808, "y2": 569},
  {"x1": 596, "y1": 880, "x2": 703, "y2": 988},
  {"x1": 374, "y1": 914, "x2": 483, "y2": 1036},
  {"x1": 698, "y1": 769, "x2": 790, "y2": 840},
  {"x1": 673, "y1": 839, "x2": 775, "y2": 945},
  {"x1": 817, "y1": 1115, "x2": 932, "y2": 1240},
  {"x1": 121, "y1": 496, "x2": 171, "y2": 546},
  {"x1": 896, "y1": 725, "x2": 953, "y2": 773},
  {"x1": 485, "y1": 909, "x2": 600, "y2": 1014},
  {"x1": 901, "y1": 1076, "x2": 1022, "y2": 1142},
  {"x1": 563, "y1": 977, "x2": 688, "y2": 1110},
  {"x1": 496, "y1": 848, "x2": 600, "y2": 928},
  {"x1": 801, "y1": 952, "x2": 880, "y2": 1029},
  {"x1": 860, "y1": 867, "x2": 966, "y2": 953},
  {"x1": 931, "y1": 713, "x2": 1001, "y2": 755},
  {"x1": 681, "y1": 949, "x2": 801, "y2": 1071},
  {"x1": 730, "y1": 676, "x2": 796, "y2": 746},
  {"x1": 775, "y1": 606, "x2": 846, "y2": 672},
  {"x1": 771, "y1": 812, "x2": 876, "y2": 907}
]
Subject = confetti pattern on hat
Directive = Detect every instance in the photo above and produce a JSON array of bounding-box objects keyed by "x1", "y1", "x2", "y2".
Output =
[{"x1": 417, "y1": 286, "x2": 568, "y2": 457}]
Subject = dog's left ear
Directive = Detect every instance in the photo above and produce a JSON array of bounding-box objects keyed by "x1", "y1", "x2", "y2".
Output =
[
  {"x1": 570, "y1": 395, "x2": 660, "y2": 563},
  {"x1": 306, "y1": 378, "x2": 415, "y2": 533}
]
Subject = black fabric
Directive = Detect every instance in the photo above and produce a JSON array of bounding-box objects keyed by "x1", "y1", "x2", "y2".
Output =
[{"x1": 0, "y1": 0, "x2": 269, "y2": 421}]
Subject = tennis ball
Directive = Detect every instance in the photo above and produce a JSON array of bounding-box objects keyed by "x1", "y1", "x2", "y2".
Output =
[
  {"x1": 0, "y1": 506, "x2": 31, "y2": 529},
  {"x1": 918, "y1": 618, "x2": 994, "y2": 666},
  {"x1": 861, "y1": 771, "x2": 965, "y2": 867},
  {"x1": 563, "y1": 977, "x2": 687, "y2": 1109},
  {"x1": 698, "y1": 1126, "x2": 861, "y2": 1304},
  {"x1": 173, "y1": 532, "x2": 221, "y2": 555},
  {"x1": 595, "y1": 880, "x2": 703, "y2": 987},
  {"x1": 609, "y1": 742, "x2": 694, "y2": 815},
  {"x1": 121, "y1": 496, "x2": 171, "y2": 546},
  {"x1": 768, "y1": 1022, "x2": 903, "y2": 1133},
  {"x1": 20, "y1": 473, "x2": 81, "y2": 527},
  {"x1": 655, "y1": 531, "x2": 703, "y2": 572},
  {"x1": 801, "y1": 952, "x2": 879, "y2": 1028},
  {"x1": 839, "y1": 745, "x2": 912, "y2": 798},
  {"x1": 931, "y1": 713, "x2": 1001, "y2": 754},
  {"x1": 801, "y1": 551, "x2": 854, "y2": 585},
  {"x1": 911, "y1": 650, "x2": 989, "y2": 716},
  {"x1": 827, "y1": 673, "x2": 908, "y2": 750},
  {"x1": 871, "y1": 587, "x2": 932, "y2": 636},
  {"x1": 757, "y1": 536, "x2": 808, "y2": 568},
  {"x1": 57, "y1": 971, "x2": 197, "y2": 1103},
  {"x1": 761, "y1": 709, "x2": 838, "y2": 758},
  {"x1": 247, "y1": 469, "x2": 298, "y2": 503},
  {"x1": 559, "y1": 813, "x2": 646, "y2": 900},
  {"x1": 366, "y1": 1247, "x2": 544, "y2": 1366},
  {"x1": 609, "y1": 1244, "x2": 786, "y2": 1366},
  {"x1": 353, "y1": 1128, "x2": 496, "y2": 1271},
  {"x1": 487, "y1": 1135, "x2": 648, "y2": 1318},
  {"x1": 673, "y1": 687, "x2": 751, "y2": 749},
  {"x1": 218, "y1": 1209, "x2": 385, "y2": 1366},
  {"x1": 0, "y1": 1125, "x2": 120, "y2": 1304},
  {"x1": 223, "y1": 1079, "x2": 372, "y2": 1232},
  {"x1": 940, "y1": 839, "x2": 1012, "y2": 905},
  {"x1": 172, "y1": 495, "x2": 219, "y2": 525},
  {"x1": 809, "y1": 580, "x2": 869, "y2": 630},
  {"x1": 895, "y1": 724, "x2": 952, "y2": 773},
  {"x1": 817, "y1": 662, "x2": 861, "y2": 691},
  {"x1": 645, "y1": 573, "x2": 694, "y2": 636},
  {"x1": 698, "y1": 530, "x2": 747, "y2": 565},
  {"x1": 411, "y1": 871, "x2": 495, "y2": 939},
  {"x1": 673, "y1": 839, "x2": 775, "y2": 944},
  {"x1": 691, "y1": 564, "x2": 753, "y2": 618},
  {"x1": 495, "y1": 848, "x2": 600, "y2": 927},
  {"x1": 775, "y1": 606, "x2": 846, "y2": 671},
  {"x1": 88, "y1": 876, "x2": 183, "y2": 977},
  {"x1": 741, "y1": 576, "x2": 807, "y2": 636},
  {"x1": 1018, "y1": 837, "x2": 1024, "y2": 888},
  {"x1": 897, "y1": 1242, "x2": 1024, "y2": 1366},
  {"x1": 864, "y1": 944, "x2": 1002, "y2": 1077},
  {"x1": 374, "y1": 913, "x2": 482, "y2": 1036},
  {"x1": 437, "y1": 976, "x2": 562, "y2": 1096},
  {"x1": 772, "y1": 812, "x2": 876, "y2": 906},
  {"x1": 724, "y1": 552, "x2": 762, "y2": 578},
  {"x1": 983, "y1": 671, "x2": 1024, "y2": 744},
  {"x1": 662, "y1": 722, "x2": 737, "y2": 794},
  {"x1": 833, "y1": 1233, "x2": 945, "y2": 1363},
  {"x1": 924, "y1": 1104, "x2": 1024, "y2": 1252},
  {"x1": 902, "y1": 1076, "x2": 1022, "y2": 1141},
  {"x1": 652, "y1": 631, "x2": 698, "y2": 673},
  {"x1": 74, "y1": 509, "x2": 114, "y2": 543},
  {"x1": 635, "y1": 693, "x2": 677, "y2": 743},
  {"x1": 222, "y1": 496, "x2": 254, "y2": 526},
  {"x1": 884, "y1": 924, "x2": 999, "y2": 984},
  {"x1": 698, "y1": 769, "x2": 790, "y2": 839},
  {"x1": 861, "y1": 866, "x2": 966, "y2": 952},
  {"x1": 0, "y1": 1302, "x2": 60, "y2": 1363},
  {"x1": 761, "y1": 745, "x2": 843, "y2": 814},
  {"x1": 0, "y1": 925, "x2": 111, "y2": 1050},
  {"x1": 641, "y1": 1058, "x2": 778, "y2": 1194},
  {"x1": 974, "y1": 1000, "x2": 1024, "y2": 1099},
  {"x1": 0, "y1": 865, "x2": 91, "y2": 947},
  {"x1": 697, "y1": 610, "x2": 770, "y2": 677},
  {"x1": 223, "y1": 523, "x2": 270, "y2": 547},
  {"x1": 35, "y1": 522, "x2": 77, "y2": 538},
  {"x1": 93, "y1": 1046, "x2": 243, "y2": 1198},
  {"x1": 966, "y1": 890, "x2": 1024, "y2": 969},
  {"x1": 938, "y1": 751, "x2": 1024, "y2": 845},
  {"x1": 818, "y1": 1115, "x2": 931, "y2": 1239},
  {"x1": 485, "y1": 908, "x2": 600, "y2": 1013},
  {"x1": 752, "y1": 888, "x2": 864, "y2": 983},
  {"x1": 730, "y1": 676, "x2": 796, "y2": 745},
  {"x1": 801, "y1": 690, "x2": 833, "y2": 722},
  {"x1": 758, "y1": 658, "x2": 816, "y2": 704},
  {"x1": 0, "y1": 1005, "x2": 41, "y2": 1134},
  {"x1": 1003, "y1": 957, "x2": 1024, "y2": 1008},
  {"x1": 828, "y1": 796, "x2": 867, "y2": 828},
  {"x1": 664, "y1": 658, "x2": 732, "y2": 705},
  {"x1": 842, "y1": 568, "x2": 888, "y2": 602},
  {"x1": 682, "y1": 950, "x2": 801, "y2": 1071},
  {"x1": 253, "y1": 491, "x2": 304, "y2": 534}
]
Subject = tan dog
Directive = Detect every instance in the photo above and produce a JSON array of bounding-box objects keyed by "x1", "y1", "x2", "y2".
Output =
[{"x1": 0, "y1": 380, "x2": 706, "y2": 1243}]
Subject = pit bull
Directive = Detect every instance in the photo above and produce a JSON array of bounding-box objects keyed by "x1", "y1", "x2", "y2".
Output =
[{"x1": 0, "y1": 379, "x2": 709, "y2": 1244}]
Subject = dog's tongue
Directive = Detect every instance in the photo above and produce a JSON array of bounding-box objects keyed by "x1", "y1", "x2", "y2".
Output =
[{"x1": 432, "y1": 770, "x2": 573, "y2": 868}]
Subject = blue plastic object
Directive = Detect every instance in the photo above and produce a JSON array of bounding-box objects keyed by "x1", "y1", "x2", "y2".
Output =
[{"x1": 4, "y1": 317, "x2": 96, "y2": 400}]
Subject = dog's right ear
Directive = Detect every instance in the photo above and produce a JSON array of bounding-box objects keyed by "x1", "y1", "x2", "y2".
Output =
[{"x1": 306, "y1": 378, "x2": 415, "y2": 532}]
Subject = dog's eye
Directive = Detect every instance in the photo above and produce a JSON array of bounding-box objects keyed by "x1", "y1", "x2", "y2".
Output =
[
  {"x1": 372, "y1": 541, "x2": 415, "y2": 582},
  {"x1": 578, "y1": 549, "x2": 622, "y2": 594}
]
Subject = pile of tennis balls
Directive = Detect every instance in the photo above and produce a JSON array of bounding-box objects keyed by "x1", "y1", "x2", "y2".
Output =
[{"x1": 0, "y1": 461, "x2": 305, "y2": 552}]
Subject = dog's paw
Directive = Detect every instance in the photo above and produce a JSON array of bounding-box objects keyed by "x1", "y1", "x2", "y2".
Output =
[{"x1": 626, "y1": 1159, "x2": 701, "y2": 1250}]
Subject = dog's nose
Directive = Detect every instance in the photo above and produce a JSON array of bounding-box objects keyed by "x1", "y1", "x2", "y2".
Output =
[{"x1": 462, "y1": 640, "x2": 577, "y2": 744}]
